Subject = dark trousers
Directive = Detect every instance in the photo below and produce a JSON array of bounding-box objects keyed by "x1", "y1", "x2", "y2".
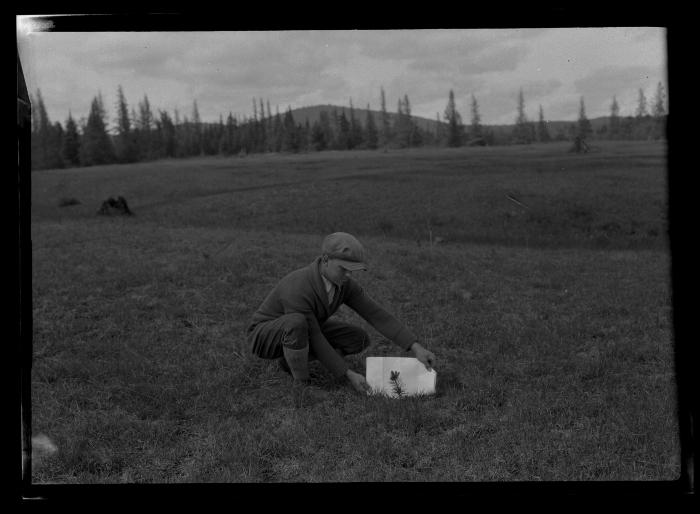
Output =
[{"x1": 250, "y1": 313, "x2": 370, "y2": 360}]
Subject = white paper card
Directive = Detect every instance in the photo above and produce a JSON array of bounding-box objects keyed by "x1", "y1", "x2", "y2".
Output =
[{"x1": 365, "y1": 357, "x2": 437, "y2": 397}]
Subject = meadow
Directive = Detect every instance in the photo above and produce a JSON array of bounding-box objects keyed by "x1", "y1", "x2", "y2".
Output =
[{"x1": 29, "y1": 140, "x2": 680, "y2": 483}]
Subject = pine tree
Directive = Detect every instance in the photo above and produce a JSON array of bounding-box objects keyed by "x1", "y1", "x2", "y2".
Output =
[
  {"x1": 435, "y1": 112, "x2": 443, "y2": 146},
  {"x1": 651, "y1": 82, "x2": 667, "y2": 140},
  {"x1": 652, "y1": 82, "x2": 666, "y2": 118},
  {"x1": 114, "y1": 85, "x2": 138, "y2": 163},
  {"x1": 319, "y1": 109, "x2": 334, "y2": 150},
  {"x1": 635, "y1": 88, "x2": 648, "y2": 118},
  {"x1": 337, "y1": 109, "x2": 351, "y2": 150},
  {"x1": 512, "y1": 88, "x2": 532, "y2": 143},
  {"x1": 62, "y1": 112, "x2": 81, "y2": 166},
  {"x1": 259, "y1": 97, "x2": 267, "y2": 152},
  {"x1": 80, "y1": 94, "x2": 115, "y2": 166},
  {"x1": 470, "y1": 94, "x2": 482, "y2": 140},
  {"x1": 577, "y1": 97, "x2": 592, "y2": 139},
  {"x1": 444, "y1": 89, "x2": 463, "y2": 147},
  {"x1": 394, "y1": 97, "x2": 407, "y2": 148},
  {"x1": 311, "y1": 120, "x2": 326, "y2": 151},
  {"x1": 379, "y1": 86, "x2": 391, "y2": 148},
  {"x1": 397, "y1": 94, "x2": 415, "y2": 148},
  {"x1": 536, "y1": 105, "x2": 550, "y2": 143},
  {"x1": 50, "y1": 121, "x2": 65, "y2": 168},
  {"x1": 136, "y1": 95, "x2": 155, "y2": 160},
  {"x1": 365, "y1": 103, "x2": 378, "y2": 150},
  {"x1": 273, "y1": 106, "x2": 283, "y2": 152},
  {"x1": 282, "y1": 107, "x2": 299, "y2": 152},
  {"x1": 609, "y1": 96, "x2": 620, "y2": 139},
  {"x1": 159, "y1": 110, "x2": 176, "y2": 158},
  {"x1": 30, "y1": 89, "x2": 63, "y2": 169},
  {"x1": 348, "y1": 99, "x2": 359, "y2": 149},
  {"x1": 191, "y1": 100, "x2": 202, "y2": 155}
]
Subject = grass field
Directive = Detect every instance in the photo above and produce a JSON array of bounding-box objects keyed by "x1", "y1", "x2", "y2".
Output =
[{"x1": 29, "y1": 140, "x2": 680, "y2": 482}]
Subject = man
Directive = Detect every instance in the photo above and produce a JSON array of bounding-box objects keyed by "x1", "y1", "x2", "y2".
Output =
[{"x1": 247, "y1": 232, "x2": 436, "y2": 395}]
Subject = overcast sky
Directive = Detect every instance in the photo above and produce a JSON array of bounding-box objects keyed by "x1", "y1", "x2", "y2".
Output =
[{"x1": 17, "y1": 23, "x2": 667, "y2": 128}]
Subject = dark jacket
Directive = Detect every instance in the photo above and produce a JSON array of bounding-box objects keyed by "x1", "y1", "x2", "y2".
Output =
[{"x1": 248, "y1": 256, "x2": 417, "y2": 376}]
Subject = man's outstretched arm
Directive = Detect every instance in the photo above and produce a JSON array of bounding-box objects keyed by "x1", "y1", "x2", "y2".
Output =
[{"x1": 344, "y1": 283, "x2": 437, "y2": 370}]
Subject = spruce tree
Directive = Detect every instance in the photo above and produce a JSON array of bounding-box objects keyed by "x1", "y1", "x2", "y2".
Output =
[
  {"x1": 137, "y1": 95, "x2": 154, "y2": 160},
  {"x1": 191, "y1": 100, "x2": 202, "y2": 155},
  {"x1": 536, "y1": 105, "x2": 550, "y2": 143},
  {"x1": 365, "y1": 104, "x2": 378, "y2": 150},
  {"x1": 577, "y1": 97, "x2": 592, "y2": 139},
  {"x1": 652, "y1": 82, "x2": 666, "y2": 118},
  {"x1": 159, "y1": 110, "x2": 176, "y2": 158},
  {"x1": 282, "y1": 107, "x2": 299, "y2": 152},
  {"x1": 349, "y1": 99, "x2": 363, "y2": 149},
  {"x1": 470, "y1": 94, "x2": 482, "y2": 140},
  {"x1": 635, "y1": 88, "x2": 648, "y2": 118},
  {"x1": 379, "y1": 86, "x2": 391, "y2": 148},
  {"x1": 311, "y1": 120, "x2": 326, "y2": 151},
  {"x1": 80, "y1": 94, "x2": 115, "y2": 166},
  {"x1": 651, "y1": 82, "x2": 667, "y2": 139},
  {"x1": 444, "y1": 89, "x2": 463, "y2": 147},
  {"x1": 609, "y1": 96, "x2": 620, "y2": 139},
  {"x1": 62, "y1": 112, "x2": 81, "y2": 167},
  {"x1": 319, "y1": 110, "x2": 334, "y2": 150},
  {"x1": 30, "y1": 89, "x2": 55, "y2": 169},
  {"x1": 337, "y1": 109, "x2": 351, "y2": 150},
  {"x1": 115, "y1": 85, "x2": 137, "y2": 163},
  {"x1": 512, "y1": 88, "x2": 531, "y2": 143}
]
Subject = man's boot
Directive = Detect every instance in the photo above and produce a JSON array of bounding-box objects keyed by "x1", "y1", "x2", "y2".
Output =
[
  {"x1": 282, "y1": 346, "x2": 330, "y2": 407},
  {"x1": 282, "y1": 346, "x2": 310, "y2": 381}
]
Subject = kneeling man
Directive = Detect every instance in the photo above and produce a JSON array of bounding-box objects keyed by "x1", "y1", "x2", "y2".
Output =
[{"x1": 247, "y1": 232, "x2": 436, "y2": 393}]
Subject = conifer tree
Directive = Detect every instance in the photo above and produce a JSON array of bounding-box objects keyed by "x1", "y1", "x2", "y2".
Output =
[
  {"x1": 282, "y1": 107, "x2": 299, "y2": 152},
  {"x1": 80, "y1": 94, "x2": 115, "y2": 166},
  {"x1": 114, "y1": 85, "x2": 138, "y2": 163},
  {"x1": 348, "y1": 98, "x2": 363, "y2": 149},
  {"x1": 319, "y1": 109, "x2": 334, "y2": 150},
  {"x1": 609, "y1": 96, "x2": 621, "y2": 139},
  {"x1": 651, "y1": 82, "x2": 666, "y2": 118},
  {"x1": 379, "y1": 86, "x2": 391, "y2": 148},
  {"x1": 365, "y1": 103, "x2": 378, "y2": 150},
  {"x1": 258, "y1": 97, "x2": 267, "y2": 152},
  {"x1": 311, "y1": 120, "x2": 326, "y2": 151},
  {"x1": 512, "y1": 88, "x2": 532, "y2": 143},
  {"x1": 444, "y1": 89, "x2": 463, "y2": 147},
  {"x1": 435, "y1": 112, "x2": 443, "y2": 145},
  {"x1": 470, "y1": 94, "x2": 482, "y2": 140},
  {"x1": 191, "y1": 100, "x2": 202, "y2": 155},
  {"x1": 536, "y1": 105, "x2": 550, "y2": 143},
  {"x1": 273, "y1": 106, "x2": 284, "y2": 152},
  {"x1": 337, "y1": 109, "x2": 351, "y2": 150},
  {"x1": 651, "y1": 82, "x2": 667, "y2": 139},
  {"x1": 577, "y1": 97, "x2": 592, "y2": 139},
  {"x1": 635, "y1": 88, "x2": 648, "y2": 118},
  {"x1": 159, "y1": 110, "x2": 176, "y2": 158},
  {"x1": 136, "y1": 95, "x2": 155, "y2": 160},
  {"x1": 30, "y1": 89, "x2": 63, "y2": 169},
  {"x1": 62, "y1": 112, "x2": 81, "y2": 167}
]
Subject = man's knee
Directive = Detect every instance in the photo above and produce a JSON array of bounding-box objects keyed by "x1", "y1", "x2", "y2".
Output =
[
  {"x1": 343, "y1": 326, "x2": 370, "y2": 355},
  {"x1": 280, "y1": 313, "x2": 309, "y2": 350}
]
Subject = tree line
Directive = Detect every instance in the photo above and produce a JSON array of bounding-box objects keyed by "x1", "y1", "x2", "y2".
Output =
[{"x1": 30, "y1": 83, "x2": 667, "y2": 171}]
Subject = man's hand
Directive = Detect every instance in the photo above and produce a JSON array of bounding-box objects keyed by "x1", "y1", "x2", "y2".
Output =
[
  {"x1": 410, "y1": 342, "x2": 436, "y2": 371},
  {"x1": 346, "y1": 369, "x2": 371, "y2": 394}
]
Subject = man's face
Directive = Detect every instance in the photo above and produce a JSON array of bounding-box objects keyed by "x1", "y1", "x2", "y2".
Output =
[{"x1": 322, "y1": 257, "x2": 354, "y2": 286}]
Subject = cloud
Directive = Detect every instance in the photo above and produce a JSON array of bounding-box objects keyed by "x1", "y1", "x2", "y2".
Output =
[{"x1": 573, "y1": 64, "x2": 665, "y2": 116}]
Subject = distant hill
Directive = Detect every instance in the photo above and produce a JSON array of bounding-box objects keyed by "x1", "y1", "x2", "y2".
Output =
[{"x1": 288, "y1": 104, "x2": 612, "y2": 137}]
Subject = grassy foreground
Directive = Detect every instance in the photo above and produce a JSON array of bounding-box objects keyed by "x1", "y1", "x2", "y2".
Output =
[{"x1": 29, "y1": 141, "x2": 679, "y2": 482}]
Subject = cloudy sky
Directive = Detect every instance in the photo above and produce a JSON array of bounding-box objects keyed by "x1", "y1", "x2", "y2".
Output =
[{"x1": 17, "y1": 23, "x2": 667, "y2": 128}]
